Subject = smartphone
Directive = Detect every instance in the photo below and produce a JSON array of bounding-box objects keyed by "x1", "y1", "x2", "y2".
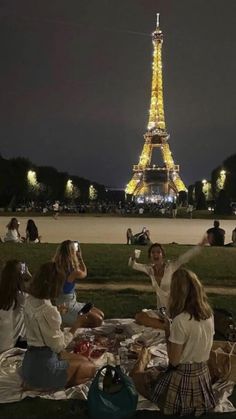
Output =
[
  {"x1": 73, "y1": 241, "x2": 80, "y2": 252},
  {"x1": 78, "y1": 302, "x2": 94, "y2": 316},
  {"x1": 20, "y1": 262, "x2": 26, "y2": 274}
]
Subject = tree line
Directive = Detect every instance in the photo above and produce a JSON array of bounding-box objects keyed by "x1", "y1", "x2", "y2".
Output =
[{"x1": 0, "y1": 155, "x2": 107, "y2": 207}]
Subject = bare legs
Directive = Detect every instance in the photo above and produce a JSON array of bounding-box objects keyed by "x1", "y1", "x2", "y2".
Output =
[
  {"x1": 79, "y1": 307, "x2": 104, "y2": 328},
  {"x1": 135, "y1": 311, "x2": 165, "y2": 330},
  {"x1": 60, "y1": 351, "x2": 96, "y2": 387}
]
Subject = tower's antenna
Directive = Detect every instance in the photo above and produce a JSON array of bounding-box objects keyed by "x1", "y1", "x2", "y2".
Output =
[{"x1": 156, "y1": 13, "x2": 160, "y2": 29}]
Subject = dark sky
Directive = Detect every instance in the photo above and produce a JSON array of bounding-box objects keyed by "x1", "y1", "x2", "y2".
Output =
[{"x1": 0, "y1": 0, "x2": 236, "y2": 188}]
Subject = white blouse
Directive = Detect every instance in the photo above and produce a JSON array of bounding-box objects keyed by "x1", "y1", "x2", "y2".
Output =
[
  {"x1": 0, "y1": 291, "x2": 26, "y2": 353},
  {"x1": 4, "y1": 229, "x2": 21, "y2": 243},
  {"x1": 129, "y1": 245, "x2": 201, "y2": 308},
  {"x1": 24, "y1": 295, "x2": 73, "y2": 353}
]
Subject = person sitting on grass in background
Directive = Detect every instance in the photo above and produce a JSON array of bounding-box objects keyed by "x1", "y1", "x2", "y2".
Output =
[
  {"x1": 4, "y1": 218, "x2": 22, "y2": 243},
  {"x1": 0, "y1": 260, "x2": 31, "y2": 353},
  {"x1": 22, "y1": 262, "x2": 96, "y2": 390},
  {"x1": 128, "y1": 235, "x2": 208, "y2": 329},
  {"x1": 53, "y1": 240, "x2": 104, "y2": 328},
  {"x1": 207, "y1": 220, "x2": 225, "y2": 246},
  {"x1": 130, "y1": 268, "x2": 216, "y2": 416},
  {"x1": 26, "y1": 219, "x2": 41, "y2": 243},
  {"x1": 126, "y1": 227, "x2": 151, "y2": 246}
]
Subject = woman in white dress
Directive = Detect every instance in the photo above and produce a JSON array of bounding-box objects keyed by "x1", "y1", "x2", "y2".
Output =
[{"x1": 128, "y1": 236, "x2": 207, "y2": 328}]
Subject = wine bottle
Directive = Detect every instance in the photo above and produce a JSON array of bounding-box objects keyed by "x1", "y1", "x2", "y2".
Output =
[
  {"x1": 103, "y1": 356, "x2": 114, "y2": 393},
  {"x1": 111, "y1": 355, "x2": 123, "y2": 392}
]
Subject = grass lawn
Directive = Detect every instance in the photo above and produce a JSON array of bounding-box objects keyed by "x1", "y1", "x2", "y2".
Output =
[{"x1": 0, "y1": 242, "x2": 236, "y2": 286}]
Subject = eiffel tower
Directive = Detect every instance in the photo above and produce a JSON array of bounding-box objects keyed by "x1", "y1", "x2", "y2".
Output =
[{"x1": 125, "y1": 14, "x2": 186, "y2": 201}]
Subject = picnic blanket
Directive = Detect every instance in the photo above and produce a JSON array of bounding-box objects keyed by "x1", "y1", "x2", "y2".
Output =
[{"x1": 0, "y1": 319, "x2": 235, "y2": 413}]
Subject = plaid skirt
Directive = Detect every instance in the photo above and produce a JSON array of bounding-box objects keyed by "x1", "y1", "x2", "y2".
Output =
[{"x1": 151, "y1": 362, "x2": 216, "y2": 416}]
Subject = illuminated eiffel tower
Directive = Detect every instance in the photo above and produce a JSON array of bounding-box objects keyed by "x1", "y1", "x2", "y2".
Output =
[{"x1": 125, "y1": 14, "x2": 186, "y2": 201}]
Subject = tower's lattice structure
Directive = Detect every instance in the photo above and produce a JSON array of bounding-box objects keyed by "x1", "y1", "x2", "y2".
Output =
[{"x1": 125, "y1": 14, "x2": 186, "y2": 199}]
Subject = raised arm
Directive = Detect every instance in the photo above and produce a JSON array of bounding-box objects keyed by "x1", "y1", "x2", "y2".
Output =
[
  {"x1": 68, "y1": 250, "x2": 87, "y2": 282},
  {"x1": 170, "y1": 234, "x2": 208, "y2": 272},
  {"x1": 128, "y1": 255, "x2": 150, "y2": 275}
]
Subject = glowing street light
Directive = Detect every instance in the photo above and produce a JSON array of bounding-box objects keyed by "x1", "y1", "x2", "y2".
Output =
[{"x1": 27, "y1": 170, "x2": 38, "y2": 187}]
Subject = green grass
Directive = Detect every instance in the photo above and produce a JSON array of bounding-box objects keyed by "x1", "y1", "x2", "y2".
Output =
[
  {"x1": 76, "y1": 289, "x2": 236, "y2": 320},
  {"x1": 1, "y1": 242, "x2": 236, "y2": 286}
]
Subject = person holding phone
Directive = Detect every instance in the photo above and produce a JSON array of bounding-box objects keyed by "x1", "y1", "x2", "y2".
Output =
[
  {"x1": 53, "y1": 240, "x2": 104, "y2": 328},
  {"x1": 22, "y1": 262, "x2": 96, "y2": 390},
  {"x1": 0, "y1": 260, "x2": 31, "y2": 353}
]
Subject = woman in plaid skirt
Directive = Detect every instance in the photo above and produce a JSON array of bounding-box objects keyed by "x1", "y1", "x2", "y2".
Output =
[{"x1": 131, "y1": 268, "x2": 216, "y2": 416}]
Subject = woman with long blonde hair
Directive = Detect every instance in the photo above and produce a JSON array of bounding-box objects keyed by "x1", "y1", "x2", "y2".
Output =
[
  {"x1": 53, "y1": 240, "x2": 104, "y2": 328},
  {"x1": 131, "y1": 268, "x2": 216, "y2": 416}
]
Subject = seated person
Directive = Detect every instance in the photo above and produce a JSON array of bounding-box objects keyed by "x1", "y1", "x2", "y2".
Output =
[
  {"x1": 130, "y1": 268, "x2": 216, "y2": 416},
  {"x1": 126, "y1": 227, "x2": 151, "y2": 246},
  {"x1": 22, "y1": 262, "x2": 96, "y2": 390},
  {"x1": 129, "y1": 237, "x2": 207, "y2": 329},
  {"x1": 231, "y1": 227, "x2": 236, "y2": 246},
  {"x1": 4, "y1": 218, "x2": 22, "y2": 243},
  {"x1": 26, "y1": 219, "x2": 41, "y2": 243},
  {"x1": 53, "y1": 240, "x2": 104, "y2": 328},
  {"x1": 0, "y1": 260, "x2": 31, "y2": 353},
  {"x1": 207, "y1": 220, "x2": 225, "y2": 246}
]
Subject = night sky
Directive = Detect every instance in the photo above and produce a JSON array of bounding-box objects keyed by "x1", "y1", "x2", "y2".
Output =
[{"x1": 1, "y1": 0, "x2": 236, "y2": 189}]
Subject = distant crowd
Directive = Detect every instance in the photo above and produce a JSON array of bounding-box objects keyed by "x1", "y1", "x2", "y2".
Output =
[{"x1": 5, "y1": 200, "x2": 193, "y2": 217}]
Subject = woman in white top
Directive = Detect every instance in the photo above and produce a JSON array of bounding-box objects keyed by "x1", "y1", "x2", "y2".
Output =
[
  {"x1": 4, "y1": 218, "x2": 22, "y2": 243},
  {"x1": 131, "y1": 268, "x2": 216, "y2": 416},
  {"x1": 0, "y1": 260, "x2": 30, "y2": 353},
  {"x1": 129, "y1": 237, "x2": 207, "y2": 329},
  {"x1": 22, "y1": 262, "x2": 96, "y2": 390}
]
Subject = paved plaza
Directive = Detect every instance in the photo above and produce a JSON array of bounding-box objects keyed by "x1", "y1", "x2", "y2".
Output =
[{"x1": 0, "y1": 216, "x2": 235, "y2": 244}]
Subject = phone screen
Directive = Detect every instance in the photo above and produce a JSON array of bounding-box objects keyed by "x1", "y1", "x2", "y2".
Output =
[
  {"x1": 21, "y1": 263, "x2": 26, "y2": 274},
  {"x1": 74, "y1": 241, "x2": 78, "y2": 251}
]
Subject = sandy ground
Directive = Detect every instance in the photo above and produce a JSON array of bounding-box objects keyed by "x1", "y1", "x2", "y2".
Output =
[{"x1": 0, "y1": 215, "x2": 235, "y2": 244}]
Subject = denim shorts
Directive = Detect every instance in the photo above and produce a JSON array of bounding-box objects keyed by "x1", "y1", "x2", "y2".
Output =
[
  {"x1": 56, "y1": 292, "x2": 85, "y2": 326},
  {"x1": 22, "y1": 346, "x2": 69, "y2": 390}
]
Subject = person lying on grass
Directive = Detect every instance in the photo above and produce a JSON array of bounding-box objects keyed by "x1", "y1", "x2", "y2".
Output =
[
  {"x1": 53, "y1": 240, "x2": 104, "y2": 328},
  {"x1": 22, "y1": 262, "x2": 96, "y2": 391},
  {"x1": 128, "y1": 235, "x2": 208, "y2": 329},
  {"x1": 130, "y1": 268, "x2": 216, "y2": 416}
]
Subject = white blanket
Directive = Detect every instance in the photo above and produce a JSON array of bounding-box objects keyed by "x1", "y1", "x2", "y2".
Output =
[{"x1": 0, "y1": 319, "x2": 235, "y2": 412}]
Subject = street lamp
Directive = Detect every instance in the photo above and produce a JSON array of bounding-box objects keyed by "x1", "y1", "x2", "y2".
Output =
[{"x1": 27, "y1": 170, "x2": 38, "y2": 187}]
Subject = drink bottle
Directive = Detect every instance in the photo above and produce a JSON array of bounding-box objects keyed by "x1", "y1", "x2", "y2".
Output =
[{"x1": 103, "y1": 356, "x2": 114, "y2": 393}]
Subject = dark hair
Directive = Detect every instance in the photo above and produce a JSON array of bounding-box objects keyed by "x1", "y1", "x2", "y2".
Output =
[
  {"x1": 29, "y1": 262, "x2": 64, "y2": 300},
  {"x1": 214, "y1": 220, "x2": 220, "y2": 228},
  {"x1": 0, "y1": 260, "x2": 21, "y2": 310},
  {"x1": 26, "y1": 219, "x2": 39, "y2": 241},
  {"x1": 7, "y1": 218, "x2": 19, "y2": 230},
  {"x1": 148, "y1": 242, "x2": 165, "y2": 259}
]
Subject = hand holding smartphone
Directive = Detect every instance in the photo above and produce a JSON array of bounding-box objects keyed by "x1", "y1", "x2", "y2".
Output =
[
  {"x1": 20, "y1": 262, "x2": 26, "y2": 274},
  {"x1": 78, "y1": 302, "x2": 94, "y2": 316}
]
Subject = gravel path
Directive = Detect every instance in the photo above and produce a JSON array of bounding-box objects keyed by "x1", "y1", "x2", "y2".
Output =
[{"x1": 1, "y1": 215, "x2": 235, "y2": 244}]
